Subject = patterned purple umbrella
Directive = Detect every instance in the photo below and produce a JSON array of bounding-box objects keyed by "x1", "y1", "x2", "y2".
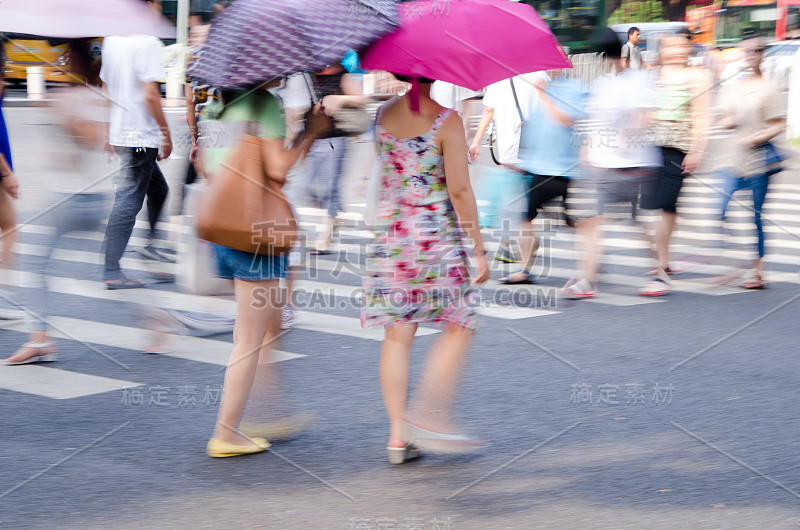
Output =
[{"x1": 190, "y1": 0, "x2": 398, "y2": 90}]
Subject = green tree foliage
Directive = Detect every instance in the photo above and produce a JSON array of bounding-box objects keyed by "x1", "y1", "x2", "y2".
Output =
[{"x1": 608, "y1": 0, "x2": 669, "y2": 24}]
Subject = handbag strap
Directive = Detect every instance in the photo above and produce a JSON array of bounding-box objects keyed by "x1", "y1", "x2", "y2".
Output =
[{"x1": 509, "y1": 78, "x2": 524, "y2": 122}]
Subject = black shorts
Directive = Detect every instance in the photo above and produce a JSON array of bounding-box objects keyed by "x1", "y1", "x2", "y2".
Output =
[
  {"x1": 594, "y1": 167, "x2": 660, "y2": 220},
  {"x1": 654, "y1": 147, "x2": 687, "y2": 213},
  {"x1": 525, "y1": 174, "x2": 569, "y2": 220}
]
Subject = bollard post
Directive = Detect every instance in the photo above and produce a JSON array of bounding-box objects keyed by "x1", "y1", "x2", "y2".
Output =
[
  {"x1": 26, "y1": 66, "x2": 45, "y2": 100},
  {"x1": 165, "y1": 69, "x2": 184, "y2": 108}
]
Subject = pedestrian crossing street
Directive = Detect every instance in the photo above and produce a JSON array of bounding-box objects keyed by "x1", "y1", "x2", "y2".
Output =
[{"x1": 2, "y1": 173, "x2": 799, "y2": 401}]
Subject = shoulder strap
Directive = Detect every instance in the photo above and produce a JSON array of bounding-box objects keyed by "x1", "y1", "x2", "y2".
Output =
[
  {"x1": 432, "y1": 107, "x2": 454, "y2": 131},
  {"x1": 509, "y1": 78, "x2": 525, "y2": 122}
]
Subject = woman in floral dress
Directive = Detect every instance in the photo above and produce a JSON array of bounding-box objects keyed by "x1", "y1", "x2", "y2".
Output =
[{"x1": 361, "y1": 77, "x2": 489, "y2": 464}]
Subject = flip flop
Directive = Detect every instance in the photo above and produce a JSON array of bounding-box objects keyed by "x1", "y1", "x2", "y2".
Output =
[
  {"x1": 105, "y1": 278, "x2": 144, "y2": 290},
  {"x1": 498, "y1": 269, "x2": 533, "y2": 285}
]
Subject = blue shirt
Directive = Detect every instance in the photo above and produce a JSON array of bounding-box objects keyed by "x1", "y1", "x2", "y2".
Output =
[{"x1": 517, "y1": 77, "x2": 586, "y2": 179}]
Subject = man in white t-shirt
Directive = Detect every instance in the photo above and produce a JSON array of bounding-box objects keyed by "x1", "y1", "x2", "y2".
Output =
[
  {"x1": 468, "y1": 72, "x2": 549, "y2": 262},
  {"x1": 469, "y1": 72, "x2": 549, "y2": 165},
  {"x1": 100, "y1": 30, "x2": 173, "y2": 289}
]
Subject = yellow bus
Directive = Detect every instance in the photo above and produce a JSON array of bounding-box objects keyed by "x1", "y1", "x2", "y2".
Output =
[{"x1": 2, "y1": 34, "x2": 102, "y2": 85}]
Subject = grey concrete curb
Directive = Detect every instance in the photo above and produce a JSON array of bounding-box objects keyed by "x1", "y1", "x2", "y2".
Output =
[
  {"x1": 3, "y1": 98, "x2": 54, "y2": 108},
  {"x1": 3, "y1": 97, "x2": 180, "y2": 108}
]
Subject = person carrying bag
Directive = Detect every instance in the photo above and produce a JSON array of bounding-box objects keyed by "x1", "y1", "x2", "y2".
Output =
[
  {"x1": 195, "y1": 83, "x2": 332, "y2": 458},
  {"x1": 197, "y1": 91, "x2": 298, "y2": 254}
]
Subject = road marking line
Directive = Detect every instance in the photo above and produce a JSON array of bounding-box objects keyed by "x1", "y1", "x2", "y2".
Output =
[{"x1": 0, "y1": 364, "x2": 141, "y2": 400}]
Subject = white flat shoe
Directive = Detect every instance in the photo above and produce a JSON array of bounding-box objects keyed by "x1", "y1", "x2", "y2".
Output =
[
  {"x1": 3, "y1": 342, "x2": 57, "y2": 365},
  {"x1": 386, "y1": 444, "x2": 421, "y2": 465},
  {"x1": 403, "y1": 421, "x2": 484, "y2": 454}
]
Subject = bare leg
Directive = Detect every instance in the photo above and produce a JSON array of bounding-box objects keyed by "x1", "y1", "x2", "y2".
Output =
[
  {"x1": 315, "y1": 217, "x2": 335, "y2": 252},
  {"x1": 381, "y1": 323, "x2": 417, "y2": 448},
  {"x1": 500, "y1": 220, "x2": 538, "y2": 282},
  {"x1": 0, "y1": 188, "x2": 16, "y2": 270},
  {"x1": 241, "y1": 297, "x2": 288, "y2": 423},
  {"x1": 211, "y1": 278, "x2": 281, "y2": 445},
  {"x1": 656, "y1": 211, "x2": 678, "y2": 270},
  {"x1": 408, "y1": 323, "x2": 473, "y2": 434},
  {"x1": 576, "y1": 216, "x2": 603, "y2": 284}
]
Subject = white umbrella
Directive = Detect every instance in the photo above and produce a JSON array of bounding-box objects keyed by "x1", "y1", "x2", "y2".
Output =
[{"x1": 0, "y1": 0, "x2": 175, "y2": 39}]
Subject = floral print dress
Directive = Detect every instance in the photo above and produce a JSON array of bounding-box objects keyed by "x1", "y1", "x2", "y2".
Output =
[{"x1": 361, "y1": 107, "x2": 479, "y2": 331}]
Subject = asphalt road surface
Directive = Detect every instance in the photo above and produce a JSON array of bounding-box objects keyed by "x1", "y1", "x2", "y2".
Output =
[{"x1": 2, "y1": 104, "x2": 800, "y2": 528}]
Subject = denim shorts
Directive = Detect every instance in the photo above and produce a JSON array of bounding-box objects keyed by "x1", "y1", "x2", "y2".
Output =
[{"x1": 214, "y1": 245, "x2": 287, "y2": 281}]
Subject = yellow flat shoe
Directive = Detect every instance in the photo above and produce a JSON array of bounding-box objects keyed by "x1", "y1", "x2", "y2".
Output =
[
  {"x1": 239, "y1": 411, "x2": 316, "y2": 441},
  {"x1": 206, "y1": 437, "x2": 270, "y2": 458}
]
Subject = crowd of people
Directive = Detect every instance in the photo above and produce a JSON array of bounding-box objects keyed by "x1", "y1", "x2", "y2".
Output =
[{"x1": 0, "y1": 13, "x2": 786, "y2": 464}]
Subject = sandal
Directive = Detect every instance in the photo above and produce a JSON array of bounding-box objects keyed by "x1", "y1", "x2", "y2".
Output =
[
  {"x1": 561, "y1": 278, "x2": 596, "y2": 300},
  {"x1": 741, "y1": 275, "x2": 766, "y2": 290},
  {"x1": 386, "y1": 443, "x2": 422, "y2": 465},
  {"x1": 639, "y1": 278, "x2": 671, "y2": 297},
  {"x1": 3, "y1": 342, "x2": 57, "y2": 365},
  {"x1": 105, "y1": 278, "x2": 144, "y2": 290},
  {"x1": 498, "y1": 269, "x2": 533, "y2": 285}
]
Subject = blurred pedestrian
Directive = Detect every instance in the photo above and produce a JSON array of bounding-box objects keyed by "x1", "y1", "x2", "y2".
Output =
[
  {"x1": 563, "y1": 29, "x2": 662, "y2": 299},
  {"x1": 361, "y1": 76, "x2": 490, "y2": 464},
  {"x1": 202, "y1": 83, "x2": 330, "y2": 458},
  {"x1": 0, "y1": 43, "x2": 20, "y2": 290},
  {"x1": 714, "y1": 36, "x2": 785, "y2": 289},
  {"x1": 100, "y1": 26, "x2": 173, "y2": 289},
  {"x1": 305, "y1": 63, "x2": 367, "y2": 255},
  {"x1": 499, "y1": 70, "x2": 585, "y2": 285},
  {"x1": 3, "y1": 40, "x2": 114, "y2": 364},
  {"x1": 643, "y1": 34, "x2": 712, "y2": 295},
  {"x1": 621, "y1": 27, "x2": 643, "y2": 70},
  {"x1": 468, "y1": 71, "x2": 549, "y2": 263}
]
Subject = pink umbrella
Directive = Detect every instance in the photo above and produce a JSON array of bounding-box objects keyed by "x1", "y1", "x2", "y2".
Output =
[
  {"x1": 0, "y1": 0, "x2": 175, "y2": 39},
  {"x1": 361, "y1": 0, "x2": 570, "y2": 91}
]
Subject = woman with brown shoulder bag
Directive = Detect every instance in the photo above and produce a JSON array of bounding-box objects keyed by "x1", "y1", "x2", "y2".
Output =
[{"x1": 196, "y1": 81, "x2": 331, "y2": 457}]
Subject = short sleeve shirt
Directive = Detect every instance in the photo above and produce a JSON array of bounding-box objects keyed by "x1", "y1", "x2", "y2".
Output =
[
  {"x1": 200, "y1": 91, "x2": 286, "y2": 178},
  {"x1": 585, "y1": 69, "x2": 661, "y2": 169},
  {"x1": 716, "y1": 76, "x2": 784, "y2": 176},
  {"x1": 100, "y1": 35, "x2": 165, "y2": 148},
  {"x1": 482, "y1": 72, "x2": 550, "y2": 164},
  {"x1": 517, "y1": 77, "x2": 587, "y2": 178},
  {"x1": 621, "y1": 42, "x2": 643, "y2": 70}
]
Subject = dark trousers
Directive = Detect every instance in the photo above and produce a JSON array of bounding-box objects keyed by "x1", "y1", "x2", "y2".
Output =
[{"x1": 103, "y1": 147, "x2": 169, "y2": 280}]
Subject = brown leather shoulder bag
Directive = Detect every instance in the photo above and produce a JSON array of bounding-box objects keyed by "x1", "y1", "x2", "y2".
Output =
[{"x1": 196, "y1": 96, "x2": 298, "y2": 255}]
